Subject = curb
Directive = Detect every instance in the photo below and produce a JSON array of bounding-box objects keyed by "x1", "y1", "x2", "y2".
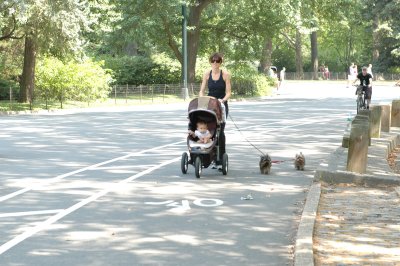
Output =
[
  {"x1": 315, "y1": 129, "x2": 400, "y2": 186},
  {"x1": 294, "y1": 128, "x2": 400, "y2": 266},
  {"x1": 315, "y1": 169, "x2": 400, "y2": 186},
  {"x1": 294, "y1": 182, "x2": 321, "y2": 266}
]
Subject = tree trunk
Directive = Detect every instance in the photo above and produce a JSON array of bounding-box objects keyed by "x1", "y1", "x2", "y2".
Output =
[
  {"x1": 163, "y1": 0, "x2": 214, "y2": 84},
  {"x1": 19, "y1": 36, "x2": 37, "y2": 103},
  {"x1": 124, "y1": 42, "x2": 138, "y2": 56},
  {"x1": 295, "y1": 29, "x2": 304, "y2": 79},
  {"x1": 372, "y1": 15, "x2": 380, "y2": 63},
  {"x1": 187, "y1": 1, "x2": 215, "y2": 83},
  {"x1": 311, "y1": 31, "x2": 318, "y2": 79},
  {"x1": 187, "y1": 6, "x2": 201, "y2": 84},
  {"x1": 346, "y1": 27, "x2": 353, "y2": 66},
  {"x1": 260, "y1": 37, "x2": 273, "y2": 74},
  {"x1": 310, "y1": 0, "x2": 318, "y2": 79}
]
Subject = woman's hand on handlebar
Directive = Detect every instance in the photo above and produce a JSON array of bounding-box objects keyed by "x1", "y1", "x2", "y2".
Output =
[{"x1": 188, "y1": 130, "x2": 195, "y2": 137}]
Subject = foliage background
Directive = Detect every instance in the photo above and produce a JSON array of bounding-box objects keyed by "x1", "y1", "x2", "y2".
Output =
[{"x1": 0, "y1": 0, "x2": 399, "y2": 103}]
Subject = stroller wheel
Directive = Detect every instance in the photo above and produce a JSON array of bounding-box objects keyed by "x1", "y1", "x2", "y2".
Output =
[
  {"x1": 181, "y1": 152, "x2": 189, "y2": 174},
  {"x1": 195, "y1": 157, "x2": 202, "y2": 178},
  {"x1": 222, "y1": 153, "x2": 228, "y2": 175}
]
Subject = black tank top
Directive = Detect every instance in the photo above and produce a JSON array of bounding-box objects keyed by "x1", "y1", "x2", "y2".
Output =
[{"x1": 208, "y1": 70, "x2": 226, "y2": 99}]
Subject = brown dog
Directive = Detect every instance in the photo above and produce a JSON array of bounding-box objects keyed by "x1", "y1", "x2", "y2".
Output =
[
  {"x1": 259, "y1": 154, "x2": 272, "y2": 174},
  {"x1": 294, "y1": 152, "x2": 305, "y2": 170}
]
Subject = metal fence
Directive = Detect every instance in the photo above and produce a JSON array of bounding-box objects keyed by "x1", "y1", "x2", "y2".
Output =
[
  {"x1": 1, "y1": 73, "x2": 399, "y2": 110},
  {"x1": 285, "y1": 72, "x2": 400, "y2": 81},
  {"x1": 110, "y1": 81, "x2": 260, "y2": 103},
  {"x1": 0, "y1": 87, "x2": 18, "y2": 101},
  {"x1": 110, "y1": 83, "x2": 200, "y2": 104},
  {"x1": 0, "y1": 84, "x2": 200, "y2": 101}
]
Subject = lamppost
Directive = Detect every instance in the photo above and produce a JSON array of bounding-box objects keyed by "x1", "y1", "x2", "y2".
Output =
[{"x1": 182, "y1": 2, "x2": 189, "y2": 100}]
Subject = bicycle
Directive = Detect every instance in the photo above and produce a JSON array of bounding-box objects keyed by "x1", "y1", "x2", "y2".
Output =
[{"x1": 354, "y1": 85, "x2": 367, "y2": 113}]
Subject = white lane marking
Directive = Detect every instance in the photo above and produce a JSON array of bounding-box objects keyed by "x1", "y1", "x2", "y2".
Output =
[
  {"x1": 228, "y1": 114, "x2": 344, "y2": 132},
  {"x1": 168, "y1": 200, "x2": 191, "y2": 213},
  {"x1": 258, "y1": 115, "x2": 344, "y2": 133},
  {"x1": 145, "y1": 198, "x2": 224, "y2": 212},
  {"x1": 0, "y1": 141, "x2": 185, "y2": 203},
  {"x1": 1, "y1": 113, "x2": 341, "y2": 203},
  {"x1": 193, "y1": 198, "x2": 224, "y2": 207},
  {"x1": 0, "y1": 209, "x2": 64, "y2": 218},
  {"x1": 0, "y1": 156, "x2": 180, "y2": 255},
  {"x1": 145, "y1": 200, "x2": 174, "y2": 205}
]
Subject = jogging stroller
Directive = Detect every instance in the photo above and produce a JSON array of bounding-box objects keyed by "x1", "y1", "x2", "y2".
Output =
[{"x1": 181, "y1": 96, "x2": 228, "y2": 178}]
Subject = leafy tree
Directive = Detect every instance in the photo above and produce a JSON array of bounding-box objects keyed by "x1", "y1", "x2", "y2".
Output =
[
  {"x1": 199, "y1": 0, "x2": 289, "y2": 73},
  {"x1": 108, "y1": 0, "x2": 216, "y2": 83},
  {"x1": 363, "y1": 0, "x2": 400, "y2": 71},
  {"x1": 1, "y1": 0, "x2": 92, "y2": 102},
  {"x1": 101, "y1": 53, "x2": 181, "y2": 85},
  {"x1": 84, "y1": 0, "x2": 122, "y2": 55},
  {"x1": 2, "y1": 0, "x2": 399, "y2": 97},
  {"x1": 35, "y1": 57, "x2": 112, "y2": 105}
]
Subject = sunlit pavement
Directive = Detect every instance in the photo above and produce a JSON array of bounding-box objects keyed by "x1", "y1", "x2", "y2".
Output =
[
  {"x1": 0, "y1": 81, "x2": 399, "y2": 265},
  {"x1": 314, "y1": 185, "x2": 400, "y2": 265}
]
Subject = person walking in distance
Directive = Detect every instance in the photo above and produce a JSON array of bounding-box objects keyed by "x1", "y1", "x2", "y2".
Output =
[
  {"x1": 367, "y1": 64, "x2": 373, "y2": 80},
  {"x1": 279, "y1": 67, "x2": 286, "y2": 90}
]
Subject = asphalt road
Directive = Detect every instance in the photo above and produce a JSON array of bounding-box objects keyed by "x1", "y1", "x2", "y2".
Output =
[{"x1": 0, "y1": 81, "x2": 398, "y2": 265}]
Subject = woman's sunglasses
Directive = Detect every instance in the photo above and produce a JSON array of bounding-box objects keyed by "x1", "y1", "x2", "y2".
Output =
[{"x1": 211, "y1": 59, "x2": 222, "y2": 63}]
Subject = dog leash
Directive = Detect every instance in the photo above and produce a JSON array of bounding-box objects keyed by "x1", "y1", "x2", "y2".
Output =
[
  {"x1": 228, "y1": 113, "x2": 267, "y2": 157},
  {"x1": 228, "y1": 113, "x2": 295, "y2": 164}
]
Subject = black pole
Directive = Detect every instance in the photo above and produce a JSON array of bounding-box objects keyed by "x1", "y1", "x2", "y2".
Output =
[{"x1": 182, "y1": 3, "x2": 189, "y2": 100}]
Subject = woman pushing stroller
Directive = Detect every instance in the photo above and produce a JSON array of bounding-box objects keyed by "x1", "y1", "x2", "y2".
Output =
[
  {"x1": 198, "y1": 52, "x2": 231, "y2": 161},
  {"x1": 182, "y1": 53, "x2": 231, "y2": 177}
]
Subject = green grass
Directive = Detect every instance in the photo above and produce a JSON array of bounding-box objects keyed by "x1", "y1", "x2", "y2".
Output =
[
  {"x1": 0, "y1": 94, "x2": 188, "y2": 112},
  {"x1": 0, "y1": 87, "x2": 278, "y2": 112}
]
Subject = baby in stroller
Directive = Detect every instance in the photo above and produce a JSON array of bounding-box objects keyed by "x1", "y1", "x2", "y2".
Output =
[
  {"x1": 181, "y1": 96, "x2": 228, "y2": 178},
  {"x1": 189, "y1": 120, "x2": 212, "y2": 144}
]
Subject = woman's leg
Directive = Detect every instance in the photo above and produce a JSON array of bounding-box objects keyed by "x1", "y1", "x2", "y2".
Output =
[
  {"x1": 219, "y1": 122, "x2": 226, "y2": 163},
  {"x1": 219, "y1": 103, "x2": 228, "y2": 162}
]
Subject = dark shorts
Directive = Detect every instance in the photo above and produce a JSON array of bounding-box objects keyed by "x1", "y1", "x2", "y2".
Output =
[
  {"x1": 364, "y1": 86, "x2": 372, "y2": 100},
  {"x1": 359, "y1": 85, "x2": 372, "y2": 100}
]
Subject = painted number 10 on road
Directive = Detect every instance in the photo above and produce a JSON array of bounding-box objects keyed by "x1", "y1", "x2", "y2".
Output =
[{"x1": 145, "y1": 198, "x2": 223, "y2": 213}]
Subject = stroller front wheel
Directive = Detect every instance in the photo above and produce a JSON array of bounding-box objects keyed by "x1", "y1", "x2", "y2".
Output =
[
  {"x1": 222, "y1": 153, "x2": 228, "y2": 175},
  {"x1": 195, "y1": 157, "x2": 202, "y2": 178},
  {"x1": 181, "y1": 152, "x2": 189, "y2": 174}
]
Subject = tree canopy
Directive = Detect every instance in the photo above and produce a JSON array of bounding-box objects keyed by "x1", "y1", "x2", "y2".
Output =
[{"x1": 0, "y1": 0, "x2": 399, "y2": 102}]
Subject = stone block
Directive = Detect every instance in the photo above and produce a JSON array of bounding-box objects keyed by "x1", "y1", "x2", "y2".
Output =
[
  {"x1": 370, "y1": 105, "x2": 382, "y2": 138},
  {"x1": 342, "y1": 132, "x2": 350, "y2": 148},
  {"x1": 380, "y1": 105, "x2": 391, "y2": 132},
  {"x1": 391, "y1": 100, "x2": 400, "y2": 127},
  {"x1": 352, "y1": 113, "x2": 371, "y2": 146},
  {"x1": 347, "y1": 121, "x2": 369, "y2": 174}
]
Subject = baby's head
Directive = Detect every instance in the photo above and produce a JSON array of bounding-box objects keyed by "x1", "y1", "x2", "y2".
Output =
[{"x1": 196, "y1": 121, "x2": 208, "y2": 133}]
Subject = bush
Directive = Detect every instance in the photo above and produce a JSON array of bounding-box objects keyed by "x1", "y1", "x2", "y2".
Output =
[
  {"x1": 388, "y1": 66, "x2": 400, "y2": 74},
  {"x1": 35, "y1": 57, "x2": 113, "y2": 104},
  {"x1": 227, "y1": 62, "x2": 274, "y2": 97},
  {"x1": 102, "y1": 53, "x2": 181, "y2": 85}
]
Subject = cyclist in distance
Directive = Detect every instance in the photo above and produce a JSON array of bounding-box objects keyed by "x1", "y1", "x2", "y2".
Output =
[{"x1": 353, "y1": 66, "x2": 373, "y2": 109}]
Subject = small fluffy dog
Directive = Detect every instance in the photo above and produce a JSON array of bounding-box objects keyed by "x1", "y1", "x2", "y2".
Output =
[
  {"x1": 294, "y1": 152, "x2": 305, "y2": 170},
  {"x1": 259, "y1": 154, "x2": 272, "y2": 174}
]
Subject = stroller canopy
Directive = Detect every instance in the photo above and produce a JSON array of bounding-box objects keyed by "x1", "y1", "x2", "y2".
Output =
[{"x1": 188, "y1": 96, "x2": 223, "y2": 123}]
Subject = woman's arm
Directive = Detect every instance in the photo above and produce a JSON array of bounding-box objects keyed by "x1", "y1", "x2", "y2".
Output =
[{"x1": 222, "y1": 70, "x2": 231, "y2": 102}]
